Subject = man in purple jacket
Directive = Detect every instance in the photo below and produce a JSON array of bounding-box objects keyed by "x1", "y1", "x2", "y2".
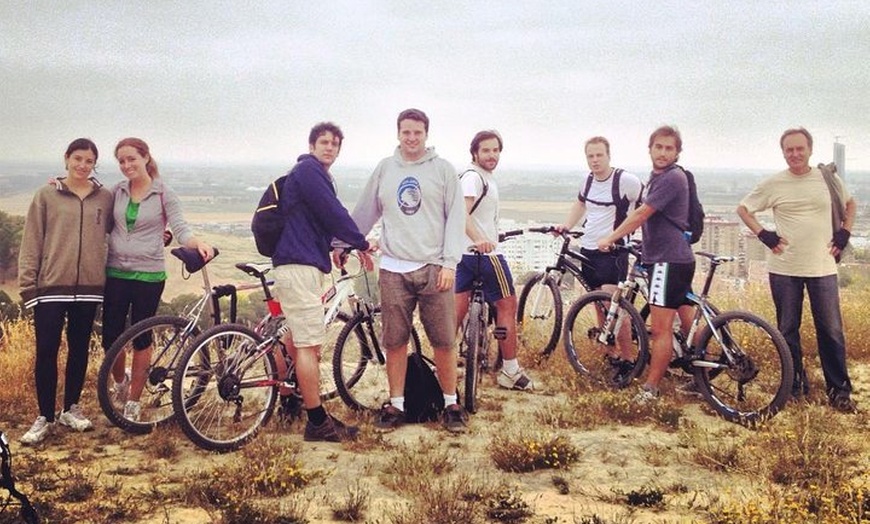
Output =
[{"x1": 271, "y1": 122, "x2": 372, "y2": 442}]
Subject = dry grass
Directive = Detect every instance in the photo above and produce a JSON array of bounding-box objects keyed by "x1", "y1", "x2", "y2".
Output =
[{"x1": 1, "y1": 279, "x2": 870, "y2": 522}]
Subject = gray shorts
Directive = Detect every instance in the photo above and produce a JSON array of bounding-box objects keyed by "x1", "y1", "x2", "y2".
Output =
[{"x1": 379, "y1": 265, "x2": 456, "y2": 350}]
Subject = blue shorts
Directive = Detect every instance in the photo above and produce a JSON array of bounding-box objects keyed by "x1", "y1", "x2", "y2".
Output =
[
  {"x1": 647, "y1": 261, "x2": 695, "y2": 309},
  {"x1": 455, "y1": 253, "x2": 515, "y2": 303}
]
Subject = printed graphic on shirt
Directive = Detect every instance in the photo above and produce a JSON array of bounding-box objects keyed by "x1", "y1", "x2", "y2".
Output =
[{"x1": 397, "y1": 176, "x2": 422, "y2": 215}]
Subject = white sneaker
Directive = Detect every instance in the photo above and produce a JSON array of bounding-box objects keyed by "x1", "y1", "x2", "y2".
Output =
[
  {"x1": 123, "y1": 401, "x2": 141, "y2": 422},
  {"x1": 57, "y1": 404, "x2": 93, "y2": 432},
  {"x1": 632, "y1": 385, "x2": 660, "y2": 406},
  {"x1": 114, "y1": 370, "x2": 131, "y2": 404},
  {"x1": 20, "y1": 416, "x2": 52, "y2": 445},
  {"x1": 496, "y1": 368, "x2": 534, "y2": 391}
]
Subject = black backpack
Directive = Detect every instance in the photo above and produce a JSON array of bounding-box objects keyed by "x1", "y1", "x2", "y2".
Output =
[
  {"x1": 579, "y1": 168, "x2": 639, "y2": 232},
  {"x1": 660, "y1": 165, "x2": 705, "y2": 244},
  {"x1": 403, "y1": 353, "x2": 444, "y2": 423},
  {"x1": 251, "y1": 173, "x2": 289, "y2": 257},
  {"x1": 459, "y1": 169, "x2": 488, "y2": 215}
]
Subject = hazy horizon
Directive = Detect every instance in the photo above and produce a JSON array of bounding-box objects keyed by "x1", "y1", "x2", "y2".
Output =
[{"x1": 2, "y1": 2, "x2": 869, "y2": 171}]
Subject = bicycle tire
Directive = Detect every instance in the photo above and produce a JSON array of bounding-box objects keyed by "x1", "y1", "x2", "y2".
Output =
[
  {"x1": 563, "y1": 290, "x2": 649, "y2": 388},
  {"x1": 319, "y1": 311, "x2": 351, "y2": 402},
  {"x1": 517, "y1": 272, "x2": 562, "y2": 358},
  {"x1": 172, "y1": 324, "x2": 278, "y2": 452},
  {"x1": 332, "y1": 307, "x2": 423, "y2": 412},
  {"x1": 97, "y1": 315, "x2": 201, "y2": 434},
  {"x1": 462, "y1": 301, "x2": 486, "y2": 413},
  {"x1": 692, "y1": 310, "x2": 793, "y2": 425}
]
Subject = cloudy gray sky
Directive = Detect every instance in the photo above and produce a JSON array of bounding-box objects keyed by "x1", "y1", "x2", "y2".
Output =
[{"x1": 2, "y1": 1, "x2": 869, "y2": 172}]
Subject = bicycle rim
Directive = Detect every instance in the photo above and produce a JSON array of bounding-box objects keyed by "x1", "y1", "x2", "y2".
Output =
[
  {"x1": 463, "y1": 301, "x2": 484, "y2": 413},
  {"x1": 318, "y1": 311, "x2": 351, "y2": 401},
  {"x1": 517, "y1": 273, "x2": 562, "y2": 357},
  {"x1": 563, "y1": 291, "x2": 649, "y2": 388},
  {"x1": 97, "y1": 316, "x2": 199, "y2": 434},
  {"x1": 333, "y1": 308, "x2": 422, "y2": 411},
  {"x1": 173, "y1": 324, "x2": 277, "y2": 452},
  {"x1": 693, "y1": 311, "x2": 793, "y2": 426}
]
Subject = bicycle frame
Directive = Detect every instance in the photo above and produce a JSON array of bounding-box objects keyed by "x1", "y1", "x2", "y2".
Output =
[{"x1": 528, "y1": 226, "x2": 592, "y2": 291}]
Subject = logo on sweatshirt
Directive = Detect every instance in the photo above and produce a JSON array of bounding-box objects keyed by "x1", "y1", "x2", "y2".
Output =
[{"x1": 397, "y1": 176, "x2": 421, "y2": 215}]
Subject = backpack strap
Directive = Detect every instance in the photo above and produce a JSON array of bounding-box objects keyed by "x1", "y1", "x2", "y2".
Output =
[
  {"x1": 461, "y1": 169, "x2": 489, "y2": 215},
  {"x1": 818, "y1": 162, "x2": 846, "y2": 234},
  {"x1": 578, "y1": 173, "x2": 594, "y2": 203}
]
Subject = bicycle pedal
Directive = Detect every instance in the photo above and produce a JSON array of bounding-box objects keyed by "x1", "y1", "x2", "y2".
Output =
[{"x1": 492, "y1": 327, "x2": 507, "y2": 340}]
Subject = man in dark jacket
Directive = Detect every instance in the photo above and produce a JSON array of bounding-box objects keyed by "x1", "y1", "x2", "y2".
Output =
[{"x1": 271, "y1": 122, "x2": 372, "y2": 442}]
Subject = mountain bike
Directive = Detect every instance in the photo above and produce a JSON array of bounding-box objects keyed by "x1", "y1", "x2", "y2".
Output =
[
  {"x1": 1, "y1": 431, "x2": 39, "y2": 524},
  {"x1": 332, "y1": 264, "x2": 423, "y2": 412},
  {"x1": 98, "y1": 248, "x2": 349, "y2": 435},
  {"x1": 564, "y1": 249, "x2": 793, "y2": 425},
  {"x1": 171, "y1": 252, "x2": 389, "y2": 451},
  {"x1": 95, "y1": 246, "x2": 264, "y2": 434},
  {"x1": 459, "y1": 229, "x2": 523, "y2": 414},
  {"x1": 516, "y1": 226, "x2": 594, "y2": 358}
]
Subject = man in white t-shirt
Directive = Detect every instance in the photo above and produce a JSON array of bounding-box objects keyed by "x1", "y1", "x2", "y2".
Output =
[
  {"x1": 455, "y1": 130, "x2": 533, "y2": 391},
  {"x1": 737, "y1": 127, "x2": 857, "y2": 413},
  {"x1": 556, "y1": 136, "x2": 643, "y2": 382}
]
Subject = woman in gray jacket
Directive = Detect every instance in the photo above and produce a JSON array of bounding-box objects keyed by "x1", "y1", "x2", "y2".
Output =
[
  {"x1": 103, "y1": 137, "x2": 213, "y2": 424},
  {"x1": 19, "y1": 138, "x2": 113, "y2": 445}
]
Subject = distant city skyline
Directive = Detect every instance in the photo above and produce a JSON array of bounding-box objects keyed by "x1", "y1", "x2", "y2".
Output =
[{"x1": 2, "y1": 2, "x2": 869, "y2": 171}]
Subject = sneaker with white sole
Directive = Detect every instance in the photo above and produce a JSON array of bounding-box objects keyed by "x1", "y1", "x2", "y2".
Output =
[
  {"x1": 496, "y1": 368, "x2": 534, "y2": 391},
  {"x1": 57, "y1": 404, "x2": 93, "y2": 432},
  {"x1": 114, "y1": 370, "x2": 131, "y2": 405},
  {"x1": 20, "y1": 416, "x2": 53, "y2": 445},
  {"x1": 123, "y1": 401, "x2": 141, "y2": 422},
  {"x1": 632, "y1": 385, "x2": 660, "y2": 406}
]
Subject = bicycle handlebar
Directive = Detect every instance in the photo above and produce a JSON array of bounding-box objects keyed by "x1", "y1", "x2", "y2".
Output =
[
  {"x1": 498, "y1": 229, "x2": 524, "y2": 242},
  {"x1": 527, "y1": 225, "x2": 584, "y2": 239}
]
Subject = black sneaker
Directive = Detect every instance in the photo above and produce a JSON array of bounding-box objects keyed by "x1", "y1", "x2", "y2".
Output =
[
  {"x1": 304, "y1": 414, "x2": 359, "y2": 442},
  {"x1": 829, "y1": 394, "x2": 858, "y2": 414},
  {"x1": 442, "y1": 404, "x2": 467, "y2": 433},
  {"x1": 607, "y1": 357, "x2": 635, "y2": 388},
  {"x1": 374, "y1": 404, "x2": 405, "y2": 432}
]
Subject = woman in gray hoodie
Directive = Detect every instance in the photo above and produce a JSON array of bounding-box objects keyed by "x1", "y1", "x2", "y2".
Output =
[{"x1": 103, "y1": 137, "x2": 213, "y2": 425}]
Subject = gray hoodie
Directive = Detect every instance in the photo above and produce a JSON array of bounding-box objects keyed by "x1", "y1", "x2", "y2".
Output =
[
  {"x1": 352, "y1": 147, "x2": 464, "y2": 269},
  {"x1": 107, "y1": 178, "x2": 193, "y2": 273}
]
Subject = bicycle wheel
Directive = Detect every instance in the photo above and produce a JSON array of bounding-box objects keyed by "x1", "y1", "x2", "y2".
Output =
[
  {"x1": 333, "y1": 307, "x2": 422, "y2": 412},
  {"x1": 97, "y1": 315, "x2": 201, "y2": 434},
  {"x1": 318, "y1": 311, "x2": 351, "y2": 401},
  {"x1": 563, "y1": 291, "x2": 649, "y2": 388},
  {"x1": 692, "y1": 311, "x2": 793, "y2": 425},
  {"x1": 517, "y1": 272, "x2": 562, "y2": 358},
  {"x1": 462, "y1": 301, "x2": 487, "y2": 413},
  {"x1": 172, "y1": 324, "x2": 278, "y2": 452}
]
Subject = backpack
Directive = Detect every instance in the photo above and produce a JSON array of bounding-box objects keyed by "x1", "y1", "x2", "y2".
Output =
[
  {"x1": 403, "y1": 352, "x2": 445, "y2": 423},
  {"x1": 579, "y1": 168, "x2": 639, "y2": 232},
  {"x1": 251, "y1": 173, "x2": 289, "y2": 257},
  {"x1": 459, "y1": 169, "x2": 488, "y2": 215},
  {"x1": 660, "y1": 165, "x2": 705, "y2": 244}
]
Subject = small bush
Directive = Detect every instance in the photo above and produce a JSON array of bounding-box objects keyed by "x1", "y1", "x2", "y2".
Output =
[{"x1": 491, "y1": 432, "x2": 581, "y2": 472}]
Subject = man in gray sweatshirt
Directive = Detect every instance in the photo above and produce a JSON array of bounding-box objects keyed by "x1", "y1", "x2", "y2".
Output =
[{"x1": 349, "y1": 108, "x2": 467, "y2": 432}]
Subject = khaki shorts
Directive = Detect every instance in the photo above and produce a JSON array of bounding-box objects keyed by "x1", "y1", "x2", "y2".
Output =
[
  {"x1": 272, "y1": 264, "x2": 325, "y2": 347},
  {"x1": 379, "y1": 265, "x2": 456, "y2": 350}
]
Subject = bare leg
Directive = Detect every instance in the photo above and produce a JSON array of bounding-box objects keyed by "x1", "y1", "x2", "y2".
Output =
[
  {"x1": 128, "y1": 346, "x2": 152, "y2": 401},
  {"x1": 646, "y1": 305, "x2": 678, "y2": 389},
  {"x1": 432, "y1": 345, "x2": 458, "y2": 396},
  {"x1": 386, "y1": 344, "x2": 409, "y2": 397}
]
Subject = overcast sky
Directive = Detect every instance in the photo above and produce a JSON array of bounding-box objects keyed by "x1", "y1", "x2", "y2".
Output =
[{"x1": 2, "y1": 1, "x2": 869, "y2": 173}]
